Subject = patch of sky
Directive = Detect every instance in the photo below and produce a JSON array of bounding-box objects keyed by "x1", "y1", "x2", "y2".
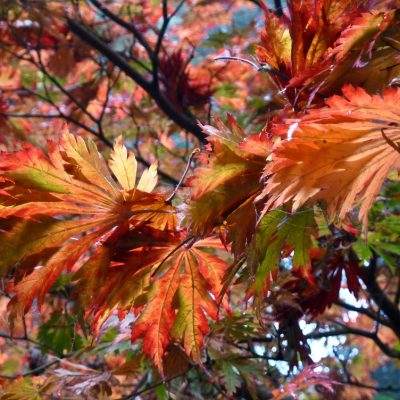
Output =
[
  {"x1": 295, "y1": 286, "x2": 366, "y2": 367},
  {"x1": 280, "y1": 256, "x2": 293, "y2": 270},
  {"x1": 232, "y1": 7, "x2": 260, "y2": 29},
  {"x1": 111, "y1": 35, "x2": 134, "y2": 53},
  {"x1": 193, "y1": 5, "x2": 265, "y2": 63},
  {"x1": 193, "y1": 45, "x2": 221, "y2": 65},
  {"x1": 170, "y1": 132, "x2": 188, "y2": 149},
  {"x1": 299, "y1": 318, "x2": 348, "y2": 363}
]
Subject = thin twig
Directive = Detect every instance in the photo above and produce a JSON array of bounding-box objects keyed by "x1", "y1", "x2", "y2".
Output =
[
  {"x1": 335, "y1": 300, "x2": 391, "y2": 327},
  {"x1": 119, "y1": 371, "x2": 188, "y2": 400},
  {"x1": 166, "y1": 148, "x2": 200, "y2": 204},
  {"x1": 88, "y1": 0, "x2": 154, "y2": 57},
  {"x1": 307, "y1": 325, "x2": 400, "y2": 359},
  {"x1": 213, "y1": 56, "x2": 290, "y2": 80}
]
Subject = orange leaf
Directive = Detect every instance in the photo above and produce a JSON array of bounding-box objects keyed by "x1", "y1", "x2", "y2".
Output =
[
  {"x1": 131, "y1": 237, "x2": 228, "y2": 373},
  {"x1": 0, "y1": 129, "x2": 176, "y2": 319},
  {"x1": 189, "y1": 117, "x2": 267, "y2": 243},
  {"x1": 259, "y1": 86, "x2": 400, "y2": 229}
]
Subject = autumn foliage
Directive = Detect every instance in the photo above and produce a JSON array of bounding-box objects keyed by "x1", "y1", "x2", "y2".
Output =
[{"x1": 0, "y1": 0, "x2": 400, "y2": 399}]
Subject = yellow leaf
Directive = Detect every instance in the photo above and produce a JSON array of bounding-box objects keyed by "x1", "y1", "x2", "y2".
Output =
[
  {"x1": 109, "y1": 136, "x2": 137, "y2": 191},
  {"x1": 137, "y1": 161, "x2": 158, "y2": 193}
]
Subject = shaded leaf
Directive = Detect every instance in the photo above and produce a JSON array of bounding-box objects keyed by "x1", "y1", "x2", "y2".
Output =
[
  {"x1": 247, "y1": 208, "x2": 317, "y2": 296},
  {"x1": 188, "y1": 116, "x2": 268, "y2": 251}
]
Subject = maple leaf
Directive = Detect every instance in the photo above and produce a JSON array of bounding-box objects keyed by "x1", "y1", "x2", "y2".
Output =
[
  {"x1": 287, "y1": 0, "x2": 357, "y2": 75},
  {"x1": 290, "y1": 5, "x2": 400, "y2": 100},
  {"x1": 272, "y1": 364, "x2": 338, "y2": 400},
  {"x1": 293, "y1": 250, "x2": 363, "y2": 318},
  {"x1": 70, "y1": 222, "x2": 229, "y2": 372},
  {"x1": 73, "y1": 227, "x2": 177, "y2": 332},
  {"x1": 330, "y1": 9, "x2": 395, "y2": 63},
  {"x1": 159, "y1": 49, "x2": 213, "y2": 109},
  {"x1": 130, "y1": 236, "x2": 228, "y2": 373},
  {"x1": 188, "y1": 116, "x2": 269, "y2": 256},
  {"x1": 0, "y1": 129, "x2": 176, "y2": 319},
  {"x1": 256, "y1": 0, "x2": 357, "y2": 81},
  {"x1": 247, "y1": 207, "x2": 317, "y2": 297},
  {"x1": 53, "y1": 368, "x2": 117, "y2": 399},
  {"x1": 254, "y1": 7, "x2": 291, "y2": 77},
  {"x1": 257, "y1": 1, "x2": 400, "y2": 104},
  {"x1": 259, "y1": 86, "x2": 400, "y2": 230}
]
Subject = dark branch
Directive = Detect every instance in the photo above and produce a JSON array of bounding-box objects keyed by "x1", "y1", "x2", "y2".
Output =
[
  {"x1": 88, "y1": 0, "x2": 154, "y2": 58},
  {"x1": 273, "y1": 0, "x2": 284, "y2": 17},
  {"x1": 334, "y1": 348, "x2": 400, "y2": 392},
  {"x1": 119, "y1": 371, "x2": 189, "y2": 400},
  {"x1": 152, "y1": 0, "x2": 186, "y2": 87},
  {"x1": 67, "y1": 17, "x2": 207, "y2": 144},
  {"x1": 345, "y1": 379, "x2": 400, "y2": 392},
  {"x1": 361, "y1": 254, "x2": 400, "y2": 339},
  {"x1": 0, "y1": 359, "x2": 60, "y2": 380},
  {"x1": 335, "y1": 300, "x2": 391, "y2": 327},
  {"x1": 306, "y1": 327, "x2": 400, "y2": 359}
]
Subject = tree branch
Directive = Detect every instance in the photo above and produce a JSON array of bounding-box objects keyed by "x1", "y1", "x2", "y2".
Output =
[
  {"x1": 274, "y1": 0, "x2": 284, "y2": 17},
  {"x1": 118, "y1": 371, "x2": 189, "y2": 400},
  {"x1": 152, "y1": 0, "x2": 186, "y2": 88},
  {"x1": 361, "y1": 254, "x2": 400, "y2": 339},
  {"x1": 345, "y1": 379, "x2": 400, "y2": 392},
  {"x1": 334, "y1": 348, "x2": 400, "y2": 392},
  {"x1": 88, "y1": 0, "x2": 154, "y2": 58},
  {"x1": 335, "y1": 300, "x2": 391, "y2": 327},
  {"x1": 67, "y1": 17, "x2": 207, "y2": 144},
  {"x1": 306, "y1": 327, "x2": 400, "y2": 359}
]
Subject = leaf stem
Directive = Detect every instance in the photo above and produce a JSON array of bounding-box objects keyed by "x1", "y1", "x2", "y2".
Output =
[
  {"x1": 166, "y1": 148, "x2": 200, "y2": 204},
  {"x1": 213, "y1": 56, "x2": 290, "y2": 81}
]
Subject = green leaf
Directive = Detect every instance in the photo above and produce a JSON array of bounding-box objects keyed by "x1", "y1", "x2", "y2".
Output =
[
  {"x1": 248, "y1": 207, "x2": 316, "y2": 294},
  {"x1": 101, "y1": 327, "x2": 119, "y2": 343},
  {"x1": 377, "y1": 215, "x2": 400, "y2": 235},
  {"x1": 221, "y1": 360, "x2": 241, "y2": 395},
  {"x1": 155, "y1": 384, "x2": 169, "y2": 400},
  {"x1": 374, "y1": 241, "x2": 400, "y2": 256},
  {"x1": 38, "y1": 313, "x2": 83, "y2": 355},
  {"x1": 353, "y1": 237, "x2": 373, "y2": 262}
]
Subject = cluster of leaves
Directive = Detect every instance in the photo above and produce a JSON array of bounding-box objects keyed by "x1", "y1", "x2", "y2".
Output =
[
  {"x1": 0, "y1": 0, "x2": 400, "y2": 399},
  {"x1": 0, "y1": 129, "x2": 231, "y2": 373}
]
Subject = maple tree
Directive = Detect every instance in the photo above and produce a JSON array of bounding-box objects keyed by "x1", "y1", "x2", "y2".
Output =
[{"x1": 0, "y1": 0, "x2": 400, "y2": 399}]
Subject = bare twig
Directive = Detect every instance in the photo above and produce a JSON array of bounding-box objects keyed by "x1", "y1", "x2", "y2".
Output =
[
  {"x1": 166, "y1": 148, "x2": 200, "y2": 204},
  {"x1": 119, "y1": 371, "x2": 189, "y2": 400},
  {"x1": 88, "y1": 0, "x2": 154, "y2": 58},
  {"x1": 360, "y1": 251, "x2": 400, "y2": 339},
  {"x1": 306, "y1": 326, "x2": 400, "y2": 359},
  {"x1": 214, "y1": 56, "x2": 290, "y2": 81},
  {"x1": 335, "y1": 300, "x2": 391, "y2": 327}
]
